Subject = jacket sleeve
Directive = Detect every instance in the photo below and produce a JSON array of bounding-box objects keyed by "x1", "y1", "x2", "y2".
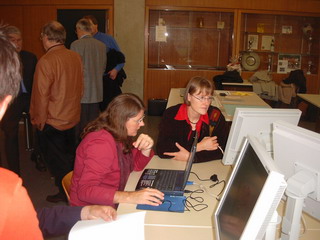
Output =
[
  {"x1": 30, "y1": 58, "x2": 52, "y2": 130},
  {"x1": 37, "y1": 206, "x2": 82, "y2": 238},
  {"x1": 156, "y1": 106, "x2": 186, "y2": 158},
  {"x1": 132, "y1": 148, "x2": 154, "y2": 171},
  {"x1": 75, "y1": 135, "x2": 119, "y2": 206}
]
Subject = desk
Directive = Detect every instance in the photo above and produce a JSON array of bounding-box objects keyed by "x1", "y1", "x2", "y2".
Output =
[
  {"x1": 222, "y1": 79, "x2": 253, "y2": 91},
  {"x1": 297, "y1": 94, "x2": 320, "y2": 133},
  {"x1": 214, "y1": 90, "x2": 271, "y2": 120},
  {"x1": 117, "y1": 156, "x2": 232, "y2": 240},
  {"x1": 117, "y1": 156, "x2": 320, "y2": 240}
]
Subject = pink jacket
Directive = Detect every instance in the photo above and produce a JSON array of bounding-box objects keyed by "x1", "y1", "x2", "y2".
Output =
[{"x1": 69, "y1": 130, "x2": 153, "y2": 207}]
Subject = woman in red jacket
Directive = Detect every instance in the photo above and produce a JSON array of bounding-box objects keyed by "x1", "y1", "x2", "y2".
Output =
[{"x1": 70, "y1": 93, "x2": 164, "y2": 207}]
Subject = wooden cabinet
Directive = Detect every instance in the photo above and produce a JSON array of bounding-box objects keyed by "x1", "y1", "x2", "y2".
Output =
[
  {"x1": 239, "y1": 12, "x2": 320, "y2": 75},
  {"x1": 144, "y1": 8, "x2": 320, "y2": 104}
]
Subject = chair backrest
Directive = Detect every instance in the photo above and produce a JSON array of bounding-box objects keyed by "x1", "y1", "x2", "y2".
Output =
[{"x1": 62, "y1": 171, "x2": 73, "y2": 201}]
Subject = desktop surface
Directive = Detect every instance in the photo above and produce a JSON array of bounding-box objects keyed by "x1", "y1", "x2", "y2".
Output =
[
  {"x1": 117, "y1": 155, "x2": 320, "y2": 240},
  {"x1": 117, "y1": 156, "x2": 232, "y2": 240}
]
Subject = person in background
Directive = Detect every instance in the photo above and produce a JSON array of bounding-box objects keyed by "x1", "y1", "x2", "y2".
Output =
[
  {"x1": 83, "y1": 15, "x2": 126, "y2": 110},
  {"x1": 71, "y1": 18, "x2": 106, "y2": 136},
  {"x1": 30, "y1": 21, "x2": 84, "y2": 203},
  {"x1": 156, "y1": 76, "x2": 230, "y2": 162},
  {"x1": 0, "y1": 25, "x2": 46, "y2": 174},
  {"x1": 70, "y1": 93, "x2": 164, "y2": 208},
  {"x1": 0, "y1": 23, "x2": 116, "y2": 240}
]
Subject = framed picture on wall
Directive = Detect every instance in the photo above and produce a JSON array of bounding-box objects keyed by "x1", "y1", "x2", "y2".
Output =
[{"x1": 277, "y1": 54, "x2": 301, "y2": 73}]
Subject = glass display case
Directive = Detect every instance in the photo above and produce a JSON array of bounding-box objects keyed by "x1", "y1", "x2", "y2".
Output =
[
  {"x1": 148, "y1": 9, "x2": 234, "y2": 70},
  {"x1": 240, "y1": 13, "x2": 320, "y2": 74}
]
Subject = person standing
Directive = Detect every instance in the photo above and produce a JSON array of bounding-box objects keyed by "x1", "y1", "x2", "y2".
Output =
[
  {"x1": 30, "y1": 21, "x2": 84, "y2": 203},
  {"x1": 0, "y1": 25, "x2": 40, "y2": 175},
  {"x1": 83, "y1": 15, "x2": 126, "y2": 111},
  {"x1": 70, "y1": 18, "x2": 106, "y2": 136}
]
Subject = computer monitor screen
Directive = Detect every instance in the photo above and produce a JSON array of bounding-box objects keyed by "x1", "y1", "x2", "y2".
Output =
[
  {"x1": 214, "y1": 135, "x2": 287, "y2": 240},
  {"x1": 273, "y1": 120, "x2": 320, "y2": 221},
  {"x1": 222, "y1": 108, "x2": 301, "y2": 165}
]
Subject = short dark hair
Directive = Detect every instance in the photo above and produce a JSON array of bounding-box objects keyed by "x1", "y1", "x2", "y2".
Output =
[
  {"x1": 83, "y1": 15, "x2": 98, "y2": 25},
  {"x1": 0, "y1": 24, "x2": 21, "y2": 102},
  {"x1": 41, "y1": 21, "x2": 66, "y2": 44},
  {"x1": 184, "y1": 76, "x2": 213, "y2": 105},
  {"x1": 76, "y1": 18, "x2": 93, "y2": 33},
  {"x1": 82, "y1": 93, "x2": 145, "y2": 153}
]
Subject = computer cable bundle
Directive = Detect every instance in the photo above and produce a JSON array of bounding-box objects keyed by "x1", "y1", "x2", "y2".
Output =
[{"x1": 190, "y1": 172, "x2": 226, "y2": 201}]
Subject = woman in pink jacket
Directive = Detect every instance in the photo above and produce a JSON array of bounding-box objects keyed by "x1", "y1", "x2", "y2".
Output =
[{"x1": 70, "y1": 93, "x2": 164, "y2": 208}]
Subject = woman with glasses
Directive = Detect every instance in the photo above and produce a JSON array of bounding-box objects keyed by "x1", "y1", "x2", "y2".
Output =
[
  {"x1": 156, "y1": 76, "x2": 230, "y2": 162},
  {"x1": 70, "y1": 93, "x2": 164, "y2": 207}
]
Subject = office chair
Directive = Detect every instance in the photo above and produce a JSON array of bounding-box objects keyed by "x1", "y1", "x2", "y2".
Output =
[{"x1": 62, "y1": 171, "x2": 73, "y2": 201}]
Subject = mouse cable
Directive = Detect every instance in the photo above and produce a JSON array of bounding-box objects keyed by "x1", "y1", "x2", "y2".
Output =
[{"x1": 190, "y1": 171, "x2": 211, "y2": 181}]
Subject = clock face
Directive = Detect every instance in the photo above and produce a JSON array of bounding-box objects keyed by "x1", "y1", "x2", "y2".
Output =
[
  {"x1": 241, "y1": 52, "x2": 260, "y2": 71},
  {"x1": 246, "y1": 56, "x2": 256, "y2": 66}
]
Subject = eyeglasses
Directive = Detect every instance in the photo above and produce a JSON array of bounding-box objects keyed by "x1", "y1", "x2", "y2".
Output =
[
  {"x1": 192, "y1": 95, "x2": 214, "y2": 102},
  {"x1": 134, "y1": 115, "x2": 145, "y2": 124}
]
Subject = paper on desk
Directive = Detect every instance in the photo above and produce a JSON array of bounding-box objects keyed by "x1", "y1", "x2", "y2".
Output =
[{"x1": 69, "y1": 211, "x2": 146, "y2": 240}]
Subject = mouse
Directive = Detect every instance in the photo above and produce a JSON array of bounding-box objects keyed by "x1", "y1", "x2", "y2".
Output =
[{"x1": 152, "y1": 196, "x2": 164, "y2": 204}]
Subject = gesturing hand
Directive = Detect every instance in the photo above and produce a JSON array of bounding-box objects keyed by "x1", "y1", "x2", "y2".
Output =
[
  {"x1": 197, "y1": 136, "x2": 219, "y2": 151},
  {"x1": 133, "y1": 134, "x2": 154, "y2": 156},
  {"x1": 163, "y1": 142, "x2": 190, "y2": 162}
]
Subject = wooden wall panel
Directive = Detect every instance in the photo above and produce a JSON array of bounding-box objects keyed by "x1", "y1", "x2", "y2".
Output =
[
  {"x1": 144, "y1": 69, "x2": 225, "y2": 102},
  {"x1": 22, "y1": 6, "x2": 56, "y2": 58},
  {"x1": 0, "y1": 6, "x2": 23, "y2": 27}
]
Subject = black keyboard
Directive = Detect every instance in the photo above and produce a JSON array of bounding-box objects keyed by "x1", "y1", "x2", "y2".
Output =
[{"x1": 154, "y1": 170, "x2": 178, "y2": 191}]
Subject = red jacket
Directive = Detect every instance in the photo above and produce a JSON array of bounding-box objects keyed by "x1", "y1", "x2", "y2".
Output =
[{"x1": 70, "y1": 130, "x2": 153, "y2": 207}]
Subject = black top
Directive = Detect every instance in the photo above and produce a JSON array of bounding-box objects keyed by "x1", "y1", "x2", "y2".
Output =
[{"x1": 156, "y1": 104, "x2": 230, "y2": 163}]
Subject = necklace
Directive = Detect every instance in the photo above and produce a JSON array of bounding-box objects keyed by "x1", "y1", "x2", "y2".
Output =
[{"x1": 189, "y1": 119, "x2": 198, "y2": 124}]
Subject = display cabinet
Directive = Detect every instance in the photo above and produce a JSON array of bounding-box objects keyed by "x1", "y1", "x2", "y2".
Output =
[
  {"x1": 144, "y1": 8, "x2": 320, "y2": 104},
  {"x1": 148, "y1": 9, "x2": 234, "y2": 70},
  {"x1": 239, "y1": 12, "x2": 320, "y2": 75}
]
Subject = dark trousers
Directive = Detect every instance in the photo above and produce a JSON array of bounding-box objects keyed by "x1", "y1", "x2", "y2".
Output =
[
  {"x1": 99, "y1": 77, "x2": 122, "y2": 111},
  {"x1": 75, "y1": 103, "x2": 100, "y2": 144},
  {"x1": 0, "y1": 94, "x2": 30, "y2": 175},
  {"x1": 38, "y1": 124, "x2": 76, "y2": 193}
]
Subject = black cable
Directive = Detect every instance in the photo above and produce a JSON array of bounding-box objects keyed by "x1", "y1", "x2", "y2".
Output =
[
  {"x1": 190, "y1": 171, "x2": 212, "y2": 181},
  {"x1": 184, "y1": 189, "x2": 208, "y2": 211}
]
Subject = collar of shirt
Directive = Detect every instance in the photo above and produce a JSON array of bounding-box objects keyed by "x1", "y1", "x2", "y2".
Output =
[{"x1": 174, "y1": 103, "x2": 209, "y2": 139}]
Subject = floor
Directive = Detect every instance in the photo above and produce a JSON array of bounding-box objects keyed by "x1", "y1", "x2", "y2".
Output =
[{"x1": 0, "y1": 111, "x2": 316, "y2": 239}]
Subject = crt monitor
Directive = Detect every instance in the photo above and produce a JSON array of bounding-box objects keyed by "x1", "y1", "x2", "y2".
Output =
[
  {"x1": 214, "y1": 135, "x2": 287, "y2": 240},
  {"x1": 273, "y1": 120, "x2": 320, "y2": 240},
  {"x1": 222, "y1": 108, "x2": 301, "y2": 165}
]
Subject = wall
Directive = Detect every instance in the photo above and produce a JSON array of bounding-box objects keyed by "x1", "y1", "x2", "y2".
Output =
[
  {"x1": 0, "y1": 0, "x2": 319, "y2": 99},
  {"x1": 115, "y1": 0, "x2": 145, "y2": 98}
]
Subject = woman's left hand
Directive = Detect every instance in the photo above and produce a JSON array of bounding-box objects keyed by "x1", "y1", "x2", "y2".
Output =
[{"x1": 133, "y1": 134, "x2": 154, "y2": 156}]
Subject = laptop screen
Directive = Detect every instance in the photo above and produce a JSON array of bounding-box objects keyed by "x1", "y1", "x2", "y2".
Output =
[{"x1": 182, "y1": 131, "x2": 198, "y2": 189}]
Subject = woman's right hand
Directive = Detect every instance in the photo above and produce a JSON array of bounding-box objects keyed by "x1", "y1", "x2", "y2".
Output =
[{"x1": 114, "y1": 188, "x2": 164, "y2": 206}]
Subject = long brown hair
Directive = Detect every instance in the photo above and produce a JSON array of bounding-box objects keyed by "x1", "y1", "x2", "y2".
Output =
[{"x1": 81, "y1": 93, "x2": 145, "y2": 153}]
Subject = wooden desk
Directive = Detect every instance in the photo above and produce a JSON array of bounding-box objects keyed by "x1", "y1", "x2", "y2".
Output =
[
  {"x1": 222, "y1": 79, "x2": 253, "y2": 91},
  {"x1": 213, "y1": 90, "x2": 271, "y2": 120},
  {"x1": 117, "y1": 156, "x2": 320, "y2": 240},
  {"x1": 117, "y1": 157, "x2": 232, "y2": 240},
  {"x1": 297, "y1": 94, "x2": 320, "y2": 133}
]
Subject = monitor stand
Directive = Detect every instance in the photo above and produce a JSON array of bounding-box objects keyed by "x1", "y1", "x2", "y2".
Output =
[
  {"x1": 280, "y1": 170, "x2": 316, "y2": 240},
  {"x1": 264, "y1": 211, "x2": 281, "y2": 240}
]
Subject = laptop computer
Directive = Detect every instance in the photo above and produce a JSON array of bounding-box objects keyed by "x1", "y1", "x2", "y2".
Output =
[{"x1": 135, "y1": 132, "x2": 198, "y2": 196}]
